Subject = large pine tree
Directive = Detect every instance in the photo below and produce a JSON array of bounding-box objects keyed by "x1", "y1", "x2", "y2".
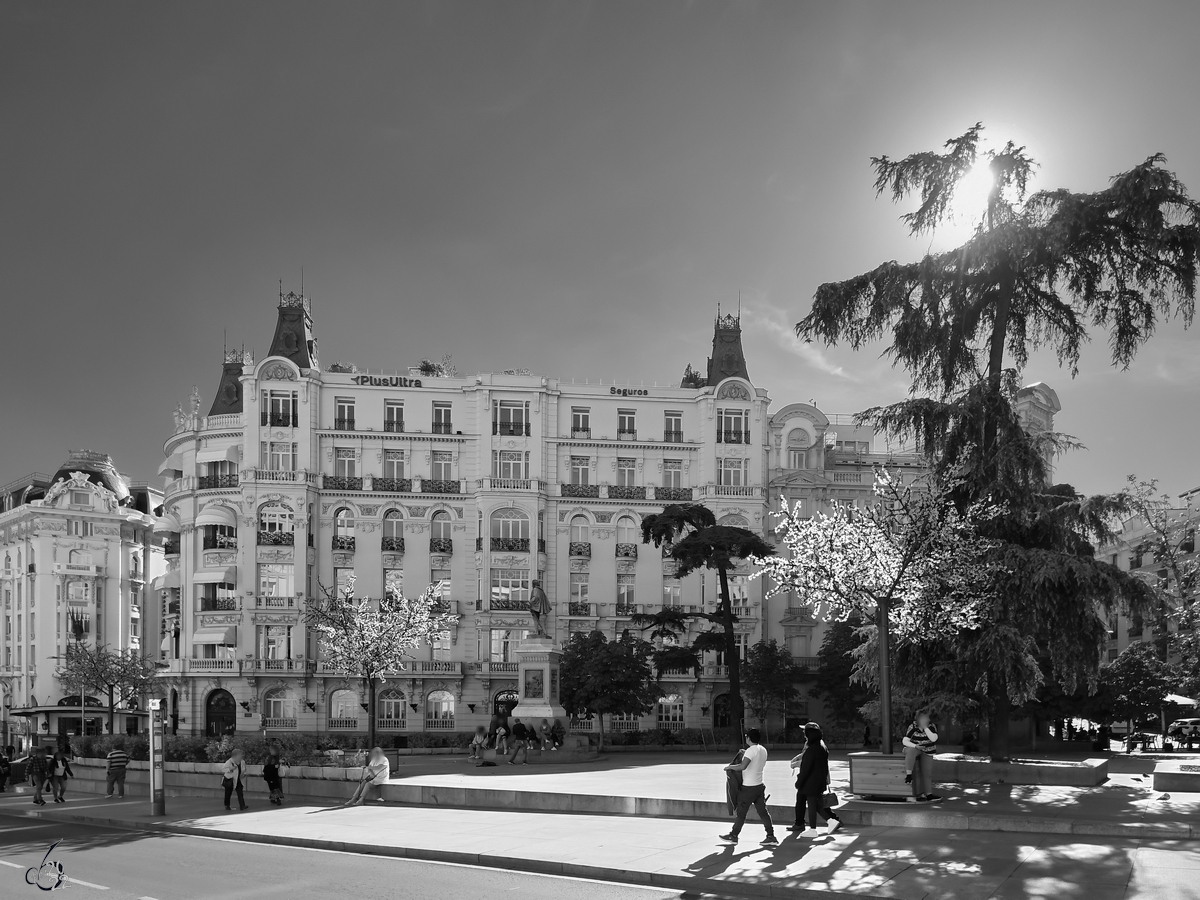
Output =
[{"x1": 796, "y1": 125, "x2": 1196, "y2": 759}]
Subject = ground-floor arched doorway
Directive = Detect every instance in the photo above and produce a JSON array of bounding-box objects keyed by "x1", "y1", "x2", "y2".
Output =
[
  {"x1": 493, "y1": 689, "x2": 519, "y2": 720},
  {"x1": 713, "y1": 693, "x2": 731, "y2": 729},
  {"x1": 205, "y1": 689, "x2": 237, "y2": 737}
]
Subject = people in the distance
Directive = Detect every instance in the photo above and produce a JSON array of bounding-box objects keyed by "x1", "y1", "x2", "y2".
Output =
[
  {"x1": 720, "y1": 728, "x2": 778, "y2": 846},
  {"x1": 469, "y1": 726, "x2": 488, "y2": 760},
  {"x1": 50, "y1": 747, "x2": 74, "y2": 803},
  {"x1": 105, "y1": 739, "x2": 130, "y2": 799},
  {"x1": 902, "y1": 710, "x2": 941, "y2": 802},
  {"x1": 549, "y1": 718, "x2": 565, "y2": 750},
  {"x1": 27, "y1": 746, "x2": 50, "y2": 806},
  {"x1": 345, "y1": 747, "x2": 390, "y2": 805},
  {"x1": 0, "y1": 745, "x2": 10, "y2": 793},
  {"x1": 789, "y1": 722, "x2": 842, "y2": 835},
  {"x1": 222, "y1": 748, "x2": 248, "y2": 811},
  {"x1": 508, "y1": 718, "x2": 529, "y2": 766},
  {"x1": 263, "y1": 744, "x2": 286, "y2": 806}
]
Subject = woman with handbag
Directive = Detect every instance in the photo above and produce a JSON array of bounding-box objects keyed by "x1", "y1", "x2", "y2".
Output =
[
  {"x1": 221, "y1": 749, "x2": 248, "y2": 811},
  {"x1": 788, "y1": 722, "x2": 841, "y2": 836}
]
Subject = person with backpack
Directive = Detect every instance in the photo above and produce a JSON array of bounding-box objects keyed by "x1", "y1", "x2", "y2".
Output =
[{"x1": 789, "y1": 722, "x2": 842, "y2": 835}]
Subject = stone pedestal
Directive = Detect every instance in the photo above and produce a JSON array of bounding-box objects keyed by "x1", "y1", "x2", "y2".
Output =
[{"x1": 509, "y1": 636, "x2": 567, "y2": 723}]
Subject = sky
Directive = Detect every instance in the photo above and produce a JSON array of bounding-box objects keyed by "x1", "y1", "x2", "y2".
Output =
[{"x1": 2, "y1": 0, "x2": 1198, "y2": 497}]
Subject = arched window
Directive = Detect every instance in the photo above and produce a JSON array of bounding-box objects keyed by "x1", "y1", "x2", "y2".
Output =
[
  {"x1": 130, "y1": 553, "x2": 140, "y2": 578},
  {"x1": 658, "y1": 694, "x2": 684, "y2": 731},
  {"x1": 717, "y1": 513, "x2": 749, "y2": 528},
  {"x1": 713, "y1": 693, "x2": 731, "y2": 728},
  {"x1": 426, "y1": 690, "x2": 455, "y2": 728},
  {"x1": 263, "y1": 688, "x2": 296, "y2": 722},
  {"x1": 334, "y1": 508, "x2": 354, "y2": 539},
  {"x1": 378, "y1": 688, "x2": 406, "y2": 728},
  {"x1": 570, "y1": 515, "x2": 590, "y2": 543},
  {"x1": 259, "y1": 502, "x2": 294, "y2": 535},
  {"x1": 491, "y1": 508, "x2": 529, "y2": 540},
  {"x1": 383, "y1": 509, "x2": 404, "y2": 540},
  {"x1": 329, "y1": 689, "x2": 359, "y2": 722},
  {"x1": 431, "y1": 510, "x2": 451, "y2": 542},
  {"x1": 787, "y1": 428, "x2": 810, "y2": 448},
  {"x1": 616, "y1": 516, "x2": 637, "y2": 544}
]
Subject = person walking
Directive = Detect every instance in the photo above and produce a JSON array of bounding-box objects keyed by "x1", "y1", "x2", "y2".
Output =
[
  {"x1": 789, "y1": 722, "x2": 842, "y2": 835},
  {"x1": 105, "y1": 740, "x2": 130, "y2": 799},
  {"x1": 902, "y1": 710, "x2": 941, "y2": 802},
  {"x1": 720, "y1": 729, "x2": 778, "y2": 846},
  {"x1": 221, "y1": 748, "x2": 248, "y2": 811},
  {"x1": 27, "y1": 746, "x2": 50, "y2": 806},
  {"x1": 262, "y1": 744, "x2": 285, "y2": 805},
  {"x1": 50, "y1": 748, "x2": 74, "y2": 802},
  {"x1": 0, "y1": 745, "x2": 10, "y2": 793},
  {"x1": 344, "y1": 747, "x2": 390, "y2": 805},
  {"x1": 507, "y1": 718, "x2": 529, "y2": 766}
]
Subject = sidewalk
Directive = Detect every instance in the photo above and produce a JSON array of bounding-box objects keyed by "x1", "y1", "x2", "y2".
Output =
[{"x1": 2, "y1": 788, "x2": 1196, "y2": 899}]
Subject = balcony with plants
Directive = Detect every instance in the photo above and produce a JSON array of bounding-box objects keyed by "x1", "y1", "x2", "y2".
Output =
[{"x1": 568, "y1": 602, "x2": 597, "y2": 617}]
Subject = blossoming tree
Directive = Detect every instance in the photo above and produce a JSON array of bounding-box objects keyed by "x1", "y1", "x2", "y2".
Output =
[{"x1": 305, "y1": 575, "x2": 458, "y2": 749}]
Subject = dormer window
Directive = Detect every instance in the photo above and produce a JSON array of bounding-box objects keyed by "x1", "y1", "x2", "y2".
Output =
[{"x1": 70, "y1": 491, "x2": 91, "y2": 507}]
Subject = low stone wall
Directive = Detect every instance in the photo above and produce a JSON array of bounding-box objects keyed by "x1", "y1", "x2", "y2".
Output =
[
  {"x1": 931, "y1": 754, "x2": 1109, "y2": 786},
  {"x1": 1153, "y1": 760, "x2": 1200, "y2": 792},
  {"x1": 65, "y1": 759, "x2": 363, "y2": 802}
]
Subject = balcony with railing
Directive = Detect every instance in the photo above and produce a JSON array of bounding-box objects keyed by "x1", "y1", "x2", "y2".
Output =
[
  {"x1": 493, "y1": 422, "x2": 530, "y2": 436},
  {"x1": 617, "y1": 429, "x2": 637, "y2": 440},
  {"x1": 426, "y1": 715, "x2": 456, "y2": 730},
  {"x1": 663, "y1": 430, "x2": 683, "y2": 443},
  {"x1": 198, "y1": 474, "x2": 239, "y2": 490},
  {"x1": 415, "y1": 660, "x2": 463, "y2": 674},
  {"x1": 793, "y1": 656, "x2": 820, "y2": 670},
  {"x1": 610, "y1": 719, "x2": 641, "y2": 733},
  {"x1": 422, "y1": 479, "x2": 461, "y2": 494},
  {"x1": 568, "y1": 541, "x2": 591, "y2": 558},
  {"x1": 198, "y1": 597, "x2": 240, "y2": 612},
  {"x1": 479, "y1": 661, "x2": 519, "y2": 674},
  {"x1": 204, "y1": 413, "x2": 243, "y2": 430},
  {"x1": 261, "y1": 412, "x2": 299, "y2": 428},
  {"x1": 700, "y1": 484, "x2": 765, "y2": 499},
  {"x1": 571, "y1": 427, "x2": 592, "y2": 438},
  {"x1": 730, "y1": 605, "x2": 755, "y2": 618},
  {"x1": 476, "y1": 477, "x2": 547, "y2": 492},
  {"x1": 324, "y1": 475, "x2": 363, "y2": 491},
  {"x1": 613, "y1": 603, "x2": 640, "y2": 617},
  {"x1": 373, "y1": 477, "x2": 412, "y2": 493},
  {"x1": 256, "y1": 596, "x2": 298, "y2": 609},
  {"x1": 258, "y1": 530, "x2": 295, "y2": 546},
  {"x1": 383, "y1": 420, "x2": 405, "y2": 433},
  {"x1": 432, "y1": 422, "x2": 453, "y2": 434},
  {"x1": 327, "y1": 717, "x2": 360, "y2": 730},
  {"x1": 491, "y1": 537, "x2": 530, "y2": 552},
  {"x1": 247, "y1": 658, "x2": 302, "y2": 672},
  {"x1": 245, "y1": 468, "x2": 315, "y2": 484},
  {"x1": 615, "y1": 543, "x2": 638, "y2": 559},
  {"x1": 832, "y1": 472, "x2": 864, "y2": 484},
  {"x1": 567, "y1": 602, "x2": 596, "y2": 617},
  {"x1": 187, "y1": 658, "x2": 238, "y2": 672},
  {"x1": 561, "y1": 483, "x2": 599, "y2": 498},
  {"x1": 202, "y1": 533, "x2": 239, "y2": 550},
  {"x1": 488, "y1": 597, "x2": 530, "y2": 612},
  {"x1": 381, "y1": 536, "x2": 405, "y2": 553},
  {"x1": 333, "y1": 418, "x2": 356, "y2": 431},
  {"x1": 429, "y1": 537, "x2": 453, "y2": 554},
  {"x1": 717, "y1": 429, "x2": 751, "y2": 444},
  {"x1": 376, "y1": 717, "x2": 406, "y2": 731},
  {"x1": 332, "y1": 535, "x2": 356, "y2": 551},
  {"x1": 262, "y1": 718, "x2": 297, "y2": 729},
  {"x1": 656, "y1": 486, "x2": 693, "y2": 502},
  {"x1": 608, "y1": 485, "x2": 645, "y2": 500}
]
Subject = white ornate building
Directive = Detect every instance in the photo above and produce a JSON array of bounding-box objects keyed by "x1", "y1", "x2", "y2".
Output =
[{"x1": 0, "y1": 453, "x2": 164, "y2": 752}]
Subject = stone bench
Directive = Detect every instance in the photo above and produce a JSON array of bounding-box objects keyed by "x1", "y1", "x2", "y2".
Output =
[
  {"x1": 847, "y1": 752, "x2": 913, "y2": 798},
  {"x1": 1153, "y1": 760, "x2": 1200, "y2": 792}
]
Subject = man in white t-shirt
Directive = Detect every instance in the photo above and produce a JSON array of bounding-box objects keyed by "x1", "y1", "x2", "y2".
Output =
[{"x1": 720, "y1": 729, "x2": 777, "y2": 845}]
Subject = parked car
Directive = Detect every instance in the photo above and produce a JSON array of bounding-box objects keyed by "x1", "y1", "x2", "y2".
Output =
[{"x1": 1167, "y1": 717, "x2": 1200, "y2": 733}]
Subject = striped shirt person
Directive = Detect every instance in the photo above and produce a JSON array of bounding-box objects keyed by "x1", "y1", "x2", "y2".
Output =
[{"x1": 105, "y1": 744, "x2": 130, "y2": 799}]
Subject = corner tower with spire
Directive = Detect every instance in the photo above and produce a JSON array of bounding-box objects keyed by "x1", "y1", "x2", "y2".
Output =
[
  {"x1": 706, "y1": 310, "x2": 750, "y2": 384},
  {"x1": 268, "y1": 289, "x2": 319, "y2": 372}
]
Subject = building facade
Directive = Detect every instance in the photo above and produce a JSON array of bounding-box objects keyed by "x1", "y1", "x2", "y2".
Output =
[{"x1": 0, "y1": 452, "x2": 164, "y2": 752}]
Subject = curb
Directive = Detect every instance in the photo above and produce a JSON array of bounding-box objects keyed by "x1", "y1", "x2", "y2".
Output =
[{"x1": 24, "y1": 807, "x2": 890, "y2": 900}]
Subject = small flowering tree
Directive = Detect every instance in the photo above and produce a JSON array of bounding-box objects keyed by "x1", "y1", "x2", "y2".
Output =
[
  {"x1": 305, "y1": 575, "x2": 458, "y2": 749},
  {"x1": 754, "y1": 470, "x2": 997, "y2": 752}
]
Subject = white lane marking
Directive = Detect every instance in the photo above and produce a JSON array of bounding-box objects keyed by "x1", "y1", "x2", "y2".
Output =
[
  {"x1": 140, "y1": 896, "x2": 161, "y2": 899},
  {"x1": 0, "y1": 860, "x2": 26, "y2": 868},
  {"x1": 65, "y1": 876, "x2": 110, "y2": 890}
]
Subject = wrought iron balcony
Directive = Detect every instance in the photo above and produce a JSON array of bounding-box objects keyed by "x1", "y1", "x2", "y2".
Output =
[
  {"x1": 432, "y1": 422, "x2": 453, "y2": 434},
  {"x1": 476, "y1": 537, "x2": 484, "y2": 551},
  {"x1": 261, "y1": 412, "x2": 299, "y2": 427},
  {"x1": 571, "y1": 428, "x2": 592, "y2": 438},
  {"x1": 617, "y1": 428, "x2": 637, "y2": 440},
  {"x1": 332, "y1": 535, "x2": 356, "y2": 551},
  {"x1": 490, "y1": 598, "x2": 530, "y2": 611},
  {"x1": 324, "y1": 475, "x2": 363, "y2": 491},
  {"x1": 381, "y1": 536, "x2": 405, "y2": 552},
  {"x1": 373, "y1": 477, "x2": 412, "y2": 493},
  {"x1": 569, "y1": 541, "x2": 592, "y2": 558},
  {"x1": 613, "y1": 603, "x2": 640, "y2": 616},
  {"x1": 422, "y1": 479, "x2": 460, "y2": 494},
  {"x1": 429, "y1": 537, "x2": 453, "y2": 554},
  {"x1": 663, "y1": 430, "x2": 683, "y2": 443},
  {"x1": 717, "y1": 430, "x2": 751, "y2": 444},
  {"x1": 493, "y1": 422, "x2": 530, "y2": 436},
  {"x1": 491, "y1": 537, "x2": 530, "y2": 552},
  {"x1": 198, "y1": 597, "x2": 239, "y2": 612},
  {"x1": 383, "y1": 419, "x2": 405, "y2": 433},
  {"x1": 257, "y1": 530, "x2": 294, "y2": 546},
  {"x1": 561, "y1": 483, "x2": 599, "y2": 498},
  {"x1": 656, "y1": 487, "x2": 692, "y2": 502},
  {"x1": 333, "y1": 418, "x2": 356, "y2": 431},
  {"x1": 202, "y1": 533, "x2": 239, "y2": 550},
  {"x1": 568, "y1": 602, "x2": 596, "y2": 616},
  {"x1": 615, "y1": 543, "x2": 638, "y2": 559},
  {"x1": 609, "y1": 485, "x2": 645, "y2": 500},
  {"x1": 198, "y1": 474, "x2": 239, "y2": 490},
  {"x1": 538, "y1": 538, "x2": 546, "y2": 553}
]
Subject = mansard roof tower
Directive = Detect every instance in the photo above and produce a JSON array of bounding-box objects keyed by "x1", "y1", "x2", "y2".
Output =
[
  {"x1": 706, "y1": 310, "x2": 750, "y2": 384},
  {"x1": 268, "y1": 289, "x2": 319, "y2": 372}
]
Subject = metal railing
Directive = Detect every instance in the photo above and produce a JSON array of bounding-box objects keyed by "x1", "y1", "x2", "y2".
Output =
[
  {"x1": 422, "y1": 479, "x2": 460, "y2": 494},
  {"x1": 489, "y1": 598, "x2": 531, "y2": 612},
  {"x1": 256, "y1": 596, "x2": 297, "y2": 609},
  {"x1": 656, "y1": 486, "x2": 692, "y2": 502},
  {"x1": 717, "y1": 430, "x2": 750, "y2": 444},
  {"x1": 615, "y1": 543, "x2": 638, "y2": 559},
  {"x1": 198, "y1": 598, "x2": 240, "y2": 612},
  {"x1": 333, "y1": 418, "x2": 356, "y2": 431},
  {"x1": 373, "y1": 477, "x2": 412, "y2": 493},
  {"x1": 162, "y1": 543, "x2": 181, "y2": 556},
  {"x1": 568, "y1": 602, "x2": 596, "y2": 616},
  {"x1": 493, "y1": 422, "x2": 530, "y2": 436},
  {"x1": 261, "y1": 412, "x2": 299, "y2": 427},
  {"x1": 568, "y1": 541, "x2": 591, "y2": 557},
  {"x1": 432, "y1": 422, "x2": 453, "y2": 434},
  {"x1": 202, "y1": 533, "x2": 238, "y2": 550},
  {"x1": 384, "y1": 420, "x2": 405, "y2": 433},
  {"x1": 332, "y1": 535, "x2": 356, "y2": 551},
  {"x1": 662, "y1": 430, "x2": 683, "y2": 443},
  {"x1": 609, "y1": 485, "x2": 645, "y2": 500},
  {"x1": 258, "y1": 531, "x2": 294, "y2": 546},
  {"x1": 429, "y1": 537, "x2": 453, "y2": 554},
  {"x1": 613, "y1": 604, "x2": 640, "y2": 616},
  {"x1": 198, "y1": 474, "x2": 239, "y2": 490},
  {"x1": 617, "y1": 429, "x2": 637, "y2": 440},
  {"x1": 381, "y1": 536, "x2": 405, "y2": 552},
  {"x1": 571, "y1": 428, "x2": 592, "y2": 438},
  {"x1": 325, "y1": 475, "x2": 363, "y2": 491},
  {"x1": 491, "y1": 537, "x2": 530, "y2": 552},
  {"x1": 561, "y1": 483, "x2": 599, "y2": 498}
]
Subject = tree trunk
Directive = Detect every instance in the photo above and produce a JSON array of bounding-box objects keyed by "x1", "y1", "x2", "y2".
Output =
[
  {"x1": 718, "y1": 565, "x2": 744, "y2": 750},
  {"x1": 982, "y1": 262, "x2": 1015, "y2": 459},
  {"x1": 367, "y1": 677, "x2": 377, "y2": 751},
  {"x1": 108, "y1": 686, "x2": 115, "y2": 736},
  {"x1": 878, "y1": 595, "x2": 894, "y2": 755},
  {"x1": 597, "y1": 714, "x2": 605, "y2": 753},
  {"x1": 987, "y1": 680, "x2": 1012, "y2": 762}
]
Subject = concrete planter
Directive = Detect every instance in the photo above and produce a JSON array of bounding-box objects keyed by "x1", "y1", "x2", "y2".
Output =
[
  {"x1": 1152, "y1": 760, "x2": 1200, "y2": 792},
  {"x1": 932, "y1": 754, "x2": 1109, "y2": 786}
]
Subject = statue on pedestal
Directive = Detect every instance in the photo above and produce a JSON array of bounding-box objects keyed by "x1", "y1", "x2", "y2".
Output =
[{"x1": 528, "y1": 580, "x2": 551, "y2": 638}]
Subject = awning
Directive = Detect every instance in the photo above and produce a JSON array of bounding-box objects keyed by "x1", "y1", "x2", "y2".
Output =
[
  {"x1": 152, "y1": 570, "x2": 181, "y2": 592},
  {"x1": 195, "y1": 505, "x2": 238, "y2": 528},
  {"x1": 1165, "y1": 694, "x2": 1197, "y2": 706},
  {"x1": 192, "y1": 626, "x2": 237, "y2": 645},
  {"x1": 157, "y1": 453, "x2": 184, "y2": 476},
  {"x1": 197, "y1": 445, "x2": 240, "y2": 464},
  {"x1": 193, "y1": 566, "x2": 236, "y2": 585},
  {"x1": 152, "y1": 512, "x2": 181, "y2": 534}
]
